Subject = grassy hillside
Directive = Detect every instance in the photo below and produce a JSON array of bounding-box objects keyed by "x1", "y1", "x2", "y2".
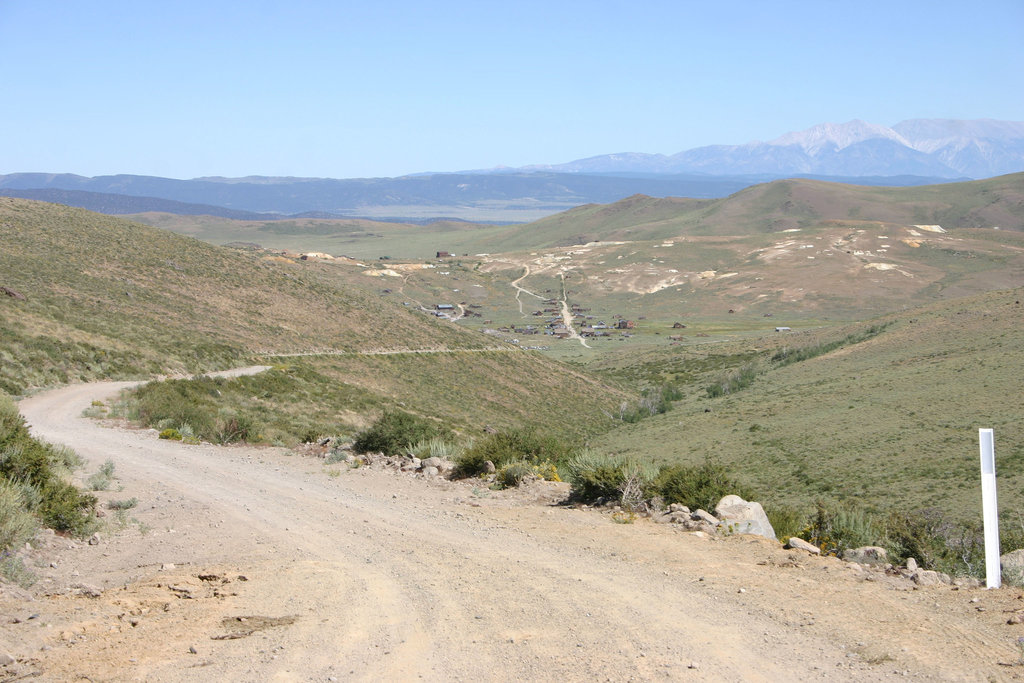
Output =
[
  {"x1": 586, "y1": 287, "x2": 1024, "y2": 524},
  {"x1": 128, "y1": 173, "x2": 1024, "y2": 261},
  {"x1": 478, "y1": 172, "x2": 1024, "y2": 249},
  {"x1": 129, "y1": 212, "x2": 512, "y2": 260},
  {"x1": 114, "y1": 349, "x2": 627, "y2": 446},
  {"x1": 0, "y1": 197, "x2": 630, "y2": 440}
]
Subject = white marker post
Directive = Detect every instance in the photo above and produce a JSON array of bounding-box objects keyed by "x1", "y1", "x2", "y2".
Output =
[{"x1": 980, "y1": 428, "x2": 1001, "y2": 589}]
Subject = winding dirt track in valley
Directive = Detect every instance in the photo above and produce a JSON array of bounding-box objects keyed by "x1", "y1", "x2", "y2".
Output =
[
  {"x1": 2, "y1": 379, "x2": 1022, "y2": 680},
  {"x1": 510, "y1": 264, "x2": 545, "y2": 315}
]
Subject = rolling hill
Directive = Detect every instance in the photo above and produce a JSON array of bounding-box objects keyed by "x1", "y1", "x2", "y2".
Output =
[
  {"x1": 115, "y1": 174, "x2": 1024, "y2": 343},
  {"x1": 477, "y1": 172, "x2": 1024, "y2": 249},
  {"x1": 120, "y1": 173, "x2": 1024, "y2": 263},
  {"x1": 0, "y1": 197, "x2": 627, "y2": 437},
  {"x1": 587, "y1": 287, "x2": 1024, "y2": 525}
]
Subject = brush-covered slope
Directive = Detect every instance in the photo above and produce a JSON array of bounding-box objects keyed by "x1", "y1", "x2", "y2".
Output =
[
  {"x1": 470, "y1": 219, "x2": 1024, "y2": 328},
  {"x1": 0, "y1": 200, "x2": 462, "y2": 381},
  {"x1": 0, "y1": 197, "x2": 630, "y2": 433},
  {"x1": 590, "y1": 287, "x2": 1024, "y2": 522},
  {"x1": 128, "y1": 211, "x2": 508, "y2": 260},
  {"x1": 480, "y1": 173, "x2": 1024, "y2": 249},
  {"x1": 121, "y1": 174, "x2": 1023, "y2": 260}
]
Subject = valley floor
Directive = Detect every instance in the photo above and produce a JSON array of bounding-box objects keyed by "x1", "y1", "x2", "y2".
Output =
[{"x1": 2, "y1": 381, "x2": 1022, "y2": 681}]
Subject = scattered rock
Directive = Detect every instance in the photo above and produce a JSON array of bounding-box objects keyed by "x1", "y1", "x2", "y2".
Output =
[
  {"x1": 160, "y1": 563, "x2": 176, "y2": 571},
  {"x1": 842, "y1": 546, "x2": 888, "y2": 566},
  {"x1": 88, "y1": 533, "x2": 101, "y2": 546},
  {"x1": 785, "y1": 537, "x2": 821, "y2": 555},
  {"x1": 911, "y1": 569, "x2": 941, "y2": 586},
  {"x1": 690, "y1": 509, "x2": 719, "y2": 525},
  {"x1": 713, "y1": 495, "x2": 776, "y2": 540},
  {"x1": 0, "y1": 652, "x2": 15, "y2": 666},
  {"x1": 169, "y1": 584, "x2": 195, "y2": 598},
  {"x1": 653, "y1": 510, "x2": 690, "y2": 525},
  {"x1": 905, "y1": 557, "x2": 918, "y2": 572},
  {"x1": 74, "y1": 583, "x2": 103, "y2": 598},
  {"x1": 422, "y1": 466, "x2": 439, "y2": 477},
  {"x1": 668, "y1": 503, "x2": 690, "y2": 514},
  {"x1": 0, "y1": 286, "x2": 25, "y2": 300},
  {"x1": 955, "y1": 576, "x2": 982, "y2": 588},
  {"x1": 1002, "y1": 549, "x2": 1024, "y2": 582}
]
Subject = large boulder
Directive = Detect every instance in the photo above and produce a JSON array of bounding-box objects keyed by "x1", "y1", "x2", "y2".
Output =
[{"x1": 713, "y1": 495, "x2": 776, "y2": 540}]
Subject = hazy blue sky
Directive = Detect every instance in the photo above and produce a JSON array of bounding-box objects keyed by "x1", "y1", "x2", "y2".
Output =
[{"x1": 2, "y1": 1, "x2": 1021, "y2": 179}]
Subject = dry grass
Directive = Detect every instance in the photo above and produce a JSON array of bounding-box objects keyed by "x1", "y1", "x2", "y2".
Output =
[
  {"x1": 0, "y1": 198, "x2": 491, "y2": 393},
  {"x1": 590, "y1": 287, "x2": 1024, "y2": 524}
]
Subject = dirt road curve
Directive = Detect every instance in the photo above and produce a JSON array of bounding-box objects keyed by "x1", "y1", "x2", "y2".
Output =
[{"x1": 3, "y1": 380, "x2": 1022, "y2": 681}]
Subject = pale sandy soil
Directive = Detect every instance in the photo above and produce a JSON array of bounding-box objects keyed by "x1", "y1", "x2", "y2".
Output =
[{"x1": 3, "y1": 380, "x2": 1024, "y2": 681}]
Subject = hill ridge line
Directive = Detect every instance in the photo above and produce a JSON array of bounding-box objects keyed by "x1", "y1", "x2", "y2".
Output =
[{"x1": 256, "y1": 346, "x2": 517, "y2": 358}]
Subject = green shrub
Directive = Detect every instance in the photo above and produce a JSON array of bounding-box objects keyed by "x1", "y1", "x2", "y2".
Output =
[
  {"x1": 801, "y1": 501, "x2": 885, "y2": 557},
  {"x1": 771, "y1": 323, "x2": 891, "y2": 367},
  {"x1": 883, "y1": 508, "x2": 989, "y2": 577},
  {"x1": 159, "y1": 428, "x2": 183, "y2": 441},
  {"x1": 405, "y1": 436, "x2": 463, "y2": 461},
  {"x1": 564, "y1": 450, "x2": 657, "y2": 505},
  {"x1": 452, "y1": 428, "x2": 572, "y2": 478},
  {"x1": 705, "y1": 363, "x2": 760, "y2": 398},
  {"x1": 0, "y1": 395, "x2": 95, "y2": 538},
  {"x1": 0, "y1": 478, "x2": 38, "y2": 553},
  {"x1": 0, "y1": 555, "x2": 35, "y2": 588},
  {"x1": 86, "y1": 460, "x2": 116, "y2": 491},
  {"x1": 765, "y1": 504, "x2": 807, "y2": 542},
  {"x1": 130, "y1": 378, "x2": 218, "y2": 437},
  {"x1": 215, "y1": 410, "x2": 259, "y2": 444},
  {"x1": 50, "y1": 444, "x2": 83, "y2": 471},
  {"x1": 652, "y1": 460, "x2": 754, "y2": 512},
  {"x1": 107, "y1": 497, "x2": 138, "y2": 511},
  {"x1": 617, "y1": 384, "x2": 683, "y2": 423},
  {"x1": 495, "y1": 461, "x2": 535, "y2": 489},
  {"x1": 353, "y1": 410, "x2": 452, "y2": 456},
  {"x1": 38, "y1": 480, "x2": 97, "y2": 536}
]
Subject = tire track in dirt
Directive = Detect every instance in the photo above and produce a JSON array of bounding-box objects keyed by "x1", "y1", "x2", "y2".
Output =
[{"x1": 8, "y1": 379, "x2": 1021, "y2": 680}]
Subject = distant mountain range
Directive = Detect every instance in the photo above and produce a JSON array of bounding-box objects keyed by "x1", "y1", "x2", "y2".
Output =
[
  {"x1": 526, "y1": 119, "x2": 1024, "y2": 179},
  {"x1": 1, "y1": 119, "x2": 1019, "y2": 222}
]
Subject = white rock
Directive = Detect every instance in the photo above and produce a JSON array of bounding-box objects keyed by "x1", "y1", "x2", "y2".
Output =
[
  {"x1": 912, "y1": 569, "x2": 941, "y2": 586},
  {"x1": 690, "y1": 509, "x2": 719, "y2": 525},
  {"x1": 841, "y1": 546, "x2": 888, "y2": 566},
  {"x1": 785, "y1": 537, "x2": 821, "y2": 555},
  {"x1": 713, "y1": 496, "x2": 776, "y2": 540}
]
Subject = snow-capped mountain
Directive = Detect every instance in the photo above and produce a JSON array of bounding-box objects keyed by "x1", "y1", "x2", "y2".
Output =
[{"x1": 537, "y1": 119, "x2": 1024, "y2": 179}]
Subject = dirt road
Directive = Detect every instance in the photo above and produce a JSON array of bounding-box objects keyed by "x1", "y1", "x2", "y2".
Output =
[{"x1": 3, "y1": 381, "x2": 1023, "y2": 681}]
